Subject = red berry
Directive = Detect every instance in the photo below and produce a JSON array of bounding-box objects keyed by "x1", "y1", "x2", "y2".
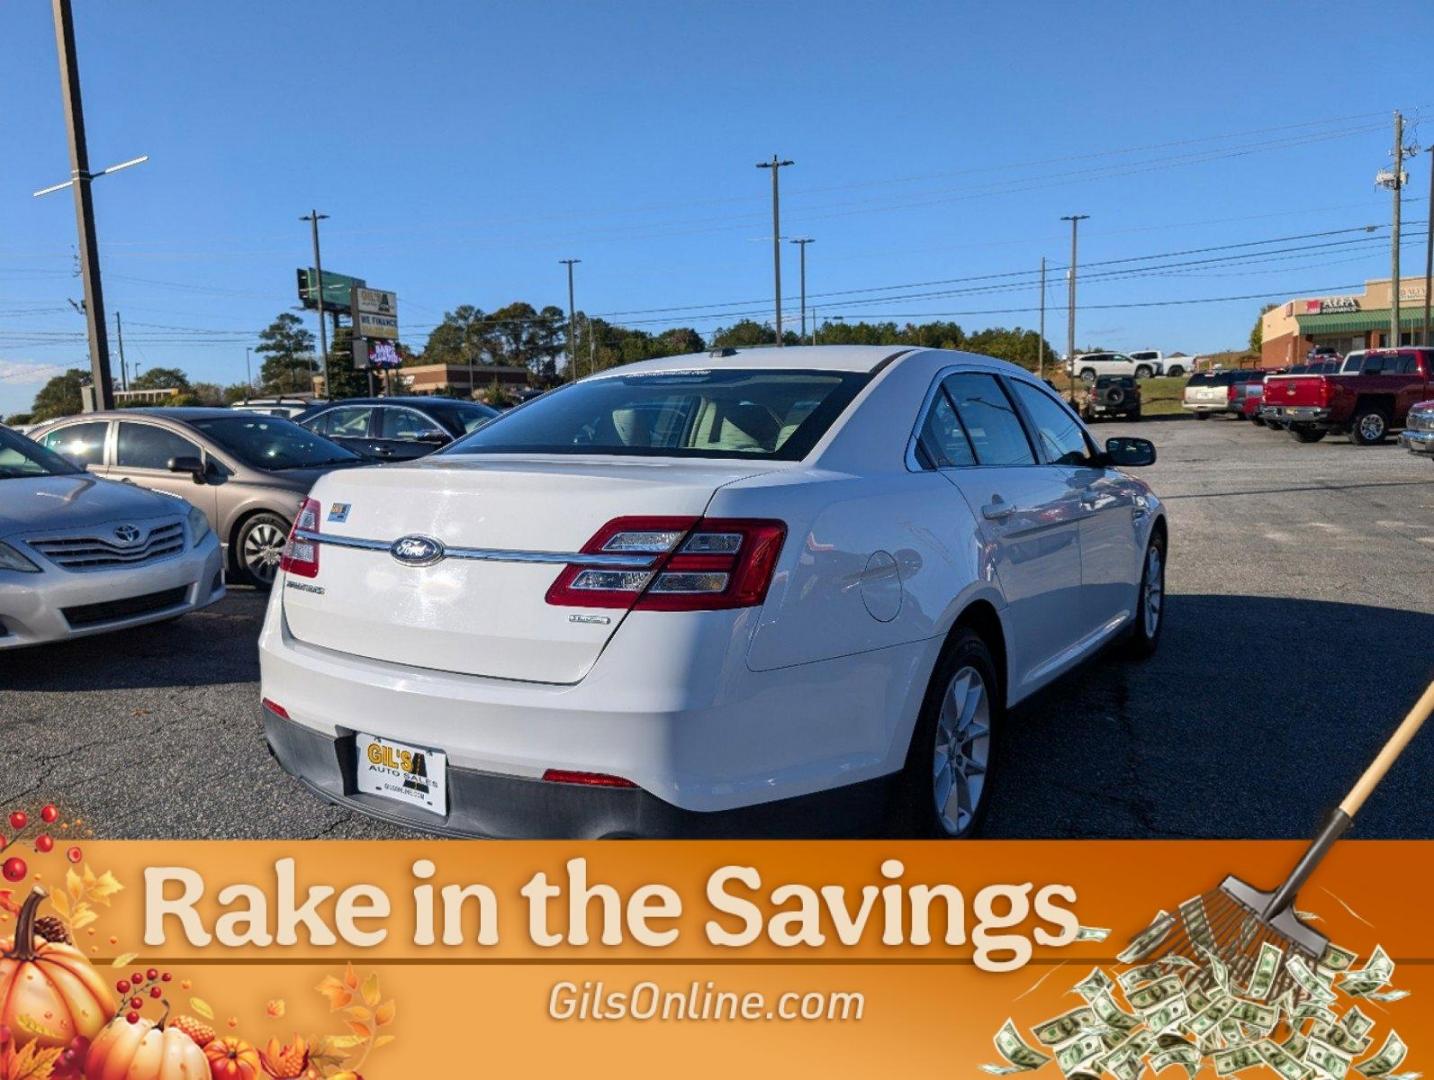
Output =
[
  {"x1": 8, "y1": 811, "x2": 26, "y2": 831},
  {"x1": 40, "y1": 805, "x2": 58, "y2": 824},
  {"x1": 146, "y1": 967, "x2": 158, "y2": 981},
  {"x1": 129, "y1": 997, "x2": 142, "y2": 1010},
  {"x1": 125, "y1": 1012, "x2": 139, "y2": 1024},
  {"x1": 161, "y1": 972, "x2": 172, "y2": 982},
  {"x1": 2, "y1": 857, "x2": 26, "y2": 883},
  {"x1": 35, "y1": 835, "x2": 53, "y2": 853},
  {"x1": 66, "y1": 846, "x2": 82, "y2": 864},
  {"x1": 131, "y1": 972, "x2": 143, "y2": 986},
  {"x1": 149, "y1": 986, "x2": 162, "y2": 999},
  {"x1": 116, "y1": 980, "x2": 130, "y2": 994}
]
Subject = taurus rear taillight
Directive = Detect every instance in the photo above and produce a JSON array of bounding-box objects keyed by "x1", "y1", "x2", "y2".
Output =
[
  {"x1": 545, "y1": 516, "x2": 786, "y2": 612},
  {"x1": 279, "y1": 497, "x2": 321, "y2": 578}
]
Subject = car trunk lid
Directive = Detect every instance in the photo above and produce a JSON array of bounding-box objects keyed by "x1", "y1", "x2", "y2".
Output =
[
  {"x1": 1267, "y1": 374, "x2": 1330, "y2": 407},
  {"x1": 280, "y1": 456, "x2": 770, "y2": 683}
]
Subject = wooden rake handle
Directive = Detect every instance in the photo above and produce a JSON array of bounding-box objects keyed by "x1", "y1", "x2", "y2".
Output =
[{"x1": 1339, "y1": 679, "x2": 1434, "y2": 818}]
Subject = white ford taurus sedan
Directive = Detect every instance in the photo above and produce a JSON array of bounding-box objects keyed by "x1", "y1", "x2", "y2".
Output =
[
  {"x1": 258, "y1": 346, "x2": 1166, "y2": 838},
  {"x1": 0, "y1": 426, "x2": 224, "y2": 647}
]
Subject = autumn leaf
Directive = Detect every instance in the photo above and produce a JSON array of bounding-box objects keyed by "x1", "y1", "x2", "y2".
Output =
[
  {"x1": 342, "y1": 962, "x2": 358, "y2": 990},
  {"x1": 86, "y1": 869, "x2": 124, "y2": 905},
  {"x1": 373, "y1": 1034, "x2": 396, "y2": 1049},
  {"x1": 47, "y1": 892, "x2": 69, "y2": 920},
  {"x1": 2, "y1": 1041, "x2": 64, "y2": 1080},
  {"x1": 360, "y1": 972, "x2": 381, "y2": 1008},
  {"x1": 71, "y1": 908, "x2": 97, "y2": 931},
  {"x1": 373, "y1": 1000, "x2": 395, "y2": 1027},
  {"x1": 319, "y1": 1035, "x2": 365, "y2": 1053},
  {"x1": 344, "y1": 1020, "x2": 371, "y2": 1040},
  {"x1": 111, "y1": 952, "x2": 138, "y2": 968},
  {"x1": 65, "y1": 869, "x2": 83, "y2": 904},
  {"x1": 265, "y1": 999, "x2": 286, "y2": 1019},
  {"x1": 190, "y1": 997, "x2": 215, "y2": 1021},
  {"x1": 315, "y1": 975, "x2": 353, "y2": 1011},
  {"x1": 342, "y1": 1006, "x2": 371, "y2": 1025}
]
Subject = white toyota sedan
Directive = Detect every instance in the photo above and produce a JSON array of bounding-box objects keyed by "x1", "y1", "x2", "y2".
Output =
[{"x1": 258, "y1": 346, "x2": 1166, "y2": 838}]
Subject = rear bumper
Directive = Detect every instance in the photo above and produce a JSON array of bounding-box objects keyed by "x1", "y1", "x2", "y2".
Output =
[
  {"x1": 1400, "y1": 429, "x2": 1434, "y2": 455},
  {"x1": 1182, "y1": 402, "x2": 1233, "y2": 414},
  {"x1": 262, "y1": 707, "x2": 893, "y2": 838},
  {"x1": 0, "y1": 536, "x2": 224, "y2": 649},
  {"x1": 1261, "y1": 405, "x2": 1332, "y2": 425}
]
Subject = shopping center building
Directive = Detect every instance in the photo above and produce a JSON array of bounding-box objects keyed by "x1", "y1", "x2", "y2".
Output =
[{"x1": 1259, "y1": 277, "x2": 1432, "y2": 367}]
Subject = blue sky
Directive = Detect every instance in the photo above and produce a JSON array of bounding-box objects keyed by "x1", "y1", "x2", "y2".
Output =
[{"x1": 4, "y1": 0, "x2": 1433, "y2": 415}]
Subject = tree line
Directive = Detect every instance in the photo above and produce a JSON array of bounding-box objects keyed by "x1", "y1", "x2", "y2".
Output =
[{"x1": 9, "y1": 303, "x2": 1060, "y2": 424}]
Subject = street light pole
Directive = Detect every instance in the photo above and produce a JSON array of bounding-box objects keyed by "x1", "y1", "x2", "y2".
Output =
[
  {"x1": 300, "y1": 211, "x2": 331, "y2": 397},
  {"x1": 560, "y1": 258, "x2": 581, "y2": 379},
  {"x1": 49, "y1": 0, "x2": 114, "y2": 411},
  {"x1": 115, "y1": 311, "x2": 128, "y2": 392},
  {"x1": 1424, "y1": 146, "x2": 1433, "y2": 346},
  {"x1": 790, "y1": 238, "x2": 813, "y2": 342},
  {"x1": 245, "y1": 347, "x2": 253, "y2": 393},
  {"x1": 756, "y1": 155, "x2": 794, "y2": 345},
  {"x1": 1061, "y1": 214, "x2": 1089, "y2": 402}
]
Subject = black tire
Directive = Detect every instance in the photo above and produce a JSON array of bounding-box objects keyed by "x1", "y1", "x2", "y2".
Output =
[
  {"x1": 1234, "y1": 413, "x2": 1248, "y2": 421},
  {"x1": 1349, "y1": 406, "x2": 1390, "y2": 446},
  {"x1": 899, "y1": 627, "x2": 1002, "y2": 839},
  {"x1": 1166, "y1": 365, "x2": 1185, "y2": 378},
  {"x1": 1134, "y1": 365, "x2": 1154, "y2": 380},
  {"x1": 1251, "y1": 416, "x2": 1266, "y2": 427},
  {"x1": 234, "y1": 511, "x2": 291, "y2": 590},
  {"x1": 1123, "y1": 531, "x2": 1166, "y2": 660},
  {"x1": 1289, "y1": 425, "x2": 1327, "y2": 444}
]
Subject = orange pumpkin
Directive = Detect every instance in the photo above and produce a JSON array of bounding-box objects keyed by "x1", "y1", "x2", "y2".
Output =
[
  {"x1": 204, "y1": 1036, "x2": 261, "y2": 1080},
  {"x1": 0, "y1": 888, "x2": 114, "y2": 1050},
  {"x1": 84, "y1": 1015, "x2": 208, "y2": 1080}
]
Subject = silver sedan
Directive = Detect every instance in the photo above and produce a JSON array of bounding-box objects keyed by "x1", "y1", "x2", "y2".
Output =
[{"x1": 0, "y1": 426, "x2": 225, "y2": 648}]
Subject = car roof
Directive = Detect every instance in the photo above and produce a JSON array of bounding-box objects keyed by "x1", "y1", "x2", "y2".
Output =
[
  {"x1": 589, "y1": 344, "x2": 908, "y2": 377},
  {"x1": 307, "y1": 396, "x2": 486, "y2": 407}
]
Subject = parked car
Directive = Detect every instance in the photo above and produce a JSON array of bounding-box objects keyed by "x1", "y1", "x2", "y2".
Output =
[
  {"x1": 1127, "y1": 350, "x2": 1194, "y2": 377},
  {"x1": 1181, "y1": 369, "x2": 1264, "y2": 419},
  {"x1": 29, "y1": 409, "x2": 362, "y2": 587},
  {"x1": 1260, "y1": 347, "x2": 1434, "y2": 444},
  {"x1": 295, "y1": 396, "x2": 499, "y2": 461},
  {"x1": 1234, "y1": 371, "x2": 1267, "y2": 423},
  {"x1": 259, "y1": 345, "x2": 1166, "y2": 839},
  {"x1": 1399, "y1": 399, "x2": 1434, "y2": 460},
  {"x1": 1258, "y1": 360, "x2": 1341, "y2": 428},
  {"x1": 231, "y1": 397, "x2": 320, "y2": 419},
  {"x1": 0, "y1": 425, "x2": 224, "y2": 648},
  {"x1": 1068, "y1": 352, "x2": 1158, "y2": 382},
  {"x1": 1079, "y1": 375, "x2": 1142, "y2": 421}
]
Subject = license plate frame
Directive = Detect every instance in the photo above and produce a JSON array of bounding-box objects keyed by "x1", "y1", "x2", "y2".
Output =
[{"x1": 354, "y1": 732, "x2": 448, "y2": 816}]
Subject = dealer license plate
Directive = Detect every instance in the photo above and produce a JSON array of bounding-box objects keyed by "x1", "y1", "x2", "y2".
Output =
[{"x1": 355, "y1": 733, "x2": 447, "y2": 815}]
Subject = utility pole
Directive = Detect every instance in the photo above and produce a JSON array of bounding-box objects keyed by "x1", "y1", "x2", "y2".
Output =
[
  {"x1": 244, "y1": 347, "x2": 253, "y2": 393},
  {"x1": 50, "y1": 0, "x2": 113, "y2": 411},
  {"x1": 300, "y1": 210, "x2": 330, "y2": 396},
  {"x1": 1424, "y1": 146, "x2": 1433, "y2": 345},
  {"x1": 790, "y1": 238, "x2": 814, "y2": 342},
  {"x1": 1037, "y1": 257, "x2": 1046, "y2": 381},
  {"x1": 810, "y1": 307, "x2": 817, "y2": 346},
  {"x1": 560, "y1": 258, "x2": 581, "y2": 379},
  {"x1": 756, "y1": 155, "x2": 794, "y2": 345},
  {"x1": 1389, "y1": 112, "x2": 1405, "y2": 347},
  {"x1": 114, "y1": 311, "x2": 128, "y2": 392},
  {"x1": 1061, "y1": 214, "x2": 1089, "y2": 403}
]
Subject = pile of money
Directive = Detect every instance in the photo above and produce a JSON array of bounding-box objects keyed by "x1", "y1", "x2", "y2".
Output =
[{"x1": 982, "y1": 905, "x2": 1416, "y2": 1080}]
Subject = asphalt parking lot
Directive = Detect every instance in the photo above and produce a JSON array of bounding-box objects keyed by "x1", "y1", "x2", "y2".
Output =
[{"x1": 2, "y1": 416, "x2": 1431, "y2": 840}]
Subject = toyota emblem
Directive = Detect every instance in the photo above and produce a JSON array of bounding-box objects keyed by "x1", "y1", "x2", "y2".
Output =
[{"x1": 113, "y1": 524, "x2": 142, "y2": 546}]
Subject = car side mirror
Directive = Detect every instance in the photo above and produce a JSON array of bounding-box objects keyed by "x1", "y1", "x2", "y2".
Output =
[
  {"x1": 1103, "y1": 437, "x2": 1156, "y2": 467},
  {"x1": 167, "y1": 455, "x2": 206, "y2": 483}
]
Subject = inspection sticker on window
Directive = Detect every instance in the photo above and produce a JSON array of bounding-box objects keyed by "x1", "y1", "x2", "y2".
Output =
[{"x1": 355, "y1": 732, "x2": 447, "y2": 815}]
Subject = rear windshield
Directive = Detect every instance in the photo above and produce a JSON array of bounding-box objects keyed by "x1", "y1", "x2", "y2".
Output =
[
  {"x1": 445, "y1": 369, "x2": 870, "y2": 460},
  {"x1": 1185, "y1": 373, "x2": 1212, "y2": 386},
  {"x1": 427, "y1": 401, "x2": 499, "y2": 435},
  {"x1": 188, "y1": 416, "x2": 360, "y2": 471}
]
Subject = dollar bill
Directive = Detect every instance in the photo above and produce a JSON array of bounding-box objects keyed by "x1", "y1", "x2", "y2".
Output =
[
  {"x1": 1340, "y1": 946, "x2": 1394, "y2": 996},
  {"x1": 1090, "y1": 991, "x2": 1141, "y2": 1034},
  {"x1": 1214, "y1": 1044, "x2": 1264, "y2": 1076},
  {"x1": 1033, "y1": 1006, "x2": 1099, "y2": 1047},
  {"x1": 1128, "y1": 975, "x2": 1184, "y2": 1014},
  {"x1": 1187, "y1": 997, "x2": 1236, "y2": 1038},
  {"x1": 1362, "y1": 989, "x2": 1409, "y2": 1003},
  {"x1": 1075, "y1": 925, "x2": 1111, "y2": 942},
  {"x1": 1118, "y1": 911, "x2": 1176, "y2": 965},
  {"x1": 1118, "y1": 962, "x2": 1168, "y2": 992},
  {"x1": 1056, "y1": 1033, "x2": 1106, "y2": 1076},
  {"x1": 1355, "y1": 1032, "x2": 1407, "y2": 1078},
  {"x1": 1312, "y1": 1021, "x2": 1372, "y2": 1057},
  {"x1": 1151, "y1": 1044, "x2": 1200, "y2": 1079},
  {"x1": 1294, "y1": 1001, "x2": 1339, "y2": 1028},
  {"x1": 1283, "y1": 1032, "x2": 1310, "y2": 1060},
  {"x1": 1320, "y1": 943, "x2": 1358, "y2": 972},
  {"x1": 1073, "y1": 968, "x2": 1114, "y2": 1002},
  {"x1": 1342, "y1": 1007, "x2": 1376, "y2": 1040},
  {"x1": 1199, "y1": 945, "x2": 1232, "y2": 993},
  {"x1": 1288, "y1": 955, "x2": 1339, "y2": 1005},
  {"x1": 1259, "y1": 1038, "x2": 1313, "y2": 1080},
  {"x1": 985, "y1": 1019, "x2": 1054, "y2": 1074},
  {"x1": 1146, "y1": 997, "x2": 1190, "y2": 1034},
  {"x1": 1246, "y1": 941, "x2": 1284, "y2": 1001},
  {"x1": 1228, "y1": 999, "x2": 1278, "y2": 1033},
  {"x1": 1307, "y1": 1037, "x2": 1354, "y2": 1079},
  {"x1": 1179, "y1": 895, "x2": 1216, "y2": 952}
]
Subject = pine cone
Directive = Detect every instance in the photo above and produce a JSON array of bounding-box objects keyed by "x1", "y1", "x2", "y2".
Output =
[{"x1": 33, "y1": 915, "x2": 70, "y2": 944}]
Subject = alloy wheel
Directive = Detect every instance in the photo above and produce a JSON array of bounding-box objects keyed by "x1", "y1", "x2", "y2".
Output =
[
  {"x1": 243, "y1": 521, "x2": 287, "y2": 584},
  {"x1": 1358, "y1": 413, "x2": 1386, "y2": 442},
  {"x1": 931, "y1": 666, "x2": 991, "y2": 836},
  {"x1": 1142, "y1": 544, "x2": 1163, "y2": 637}
]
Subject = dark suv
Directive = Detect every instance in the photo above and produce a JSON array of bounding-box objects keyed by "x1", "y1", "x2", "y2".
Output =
[{"x1": 1080, "y1": 375, "x2": 1141, "y2": 421}]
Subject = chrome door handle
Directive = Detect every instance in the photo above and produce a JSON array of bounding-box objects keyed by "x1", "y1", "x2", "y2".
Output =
[{"x1": 981, "y1": 500, "x2": 1014, "y2": 521}]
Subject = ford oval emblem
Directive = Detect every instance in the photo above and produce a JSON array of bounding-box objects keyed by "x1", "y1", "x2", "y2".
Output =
[{"x1": 390, "y1": 535, "x2": 445, "y2": 567}]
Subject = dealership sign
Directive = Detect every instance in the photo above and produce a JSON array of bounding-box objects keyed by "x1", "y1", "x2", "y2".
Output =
[
  {"x1": 1304, "y1": 296, "x2": 1360, "y2": 313},
  {"x1": 353, "y1": 287, "x2": 400, "y2": 340}
]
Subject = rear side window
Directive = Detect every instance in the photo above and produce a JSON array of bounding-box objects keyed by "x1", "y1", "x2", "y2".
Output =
[
  {"x1": 310, "y1": 406, "x2": 373, "y2": 438},
  {"x1": 916, "y1": 389, "x2": 976, "y2": 468},
  {"x1": 446, "y1": 369, "x2": 869, "y2": 461},
  {"x1": 116, "y1": 423, "x2": 200, "y2": 470},
  {"x1": 40, "y1": 422, "x2": 107, "y2": 468},
  {"x1": 941, "y1": 373, "x2": 1035, "y2": 466},
  {"x1": 379, "y1": 408, "x2": 445, "y2": 441}
]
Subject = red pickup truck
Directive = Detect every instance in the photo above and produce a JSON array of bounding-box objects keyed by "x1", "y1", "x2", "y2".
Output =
[{"x1": 1261, "y1": 347, "x2": 1434, "y2": 444}]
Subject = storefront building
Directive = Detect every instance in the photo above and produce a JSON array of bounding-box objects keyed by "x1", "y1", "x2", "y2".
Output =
[{"x1": 1259, "y1": 277, "x2": 1433, "y2": 367}]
